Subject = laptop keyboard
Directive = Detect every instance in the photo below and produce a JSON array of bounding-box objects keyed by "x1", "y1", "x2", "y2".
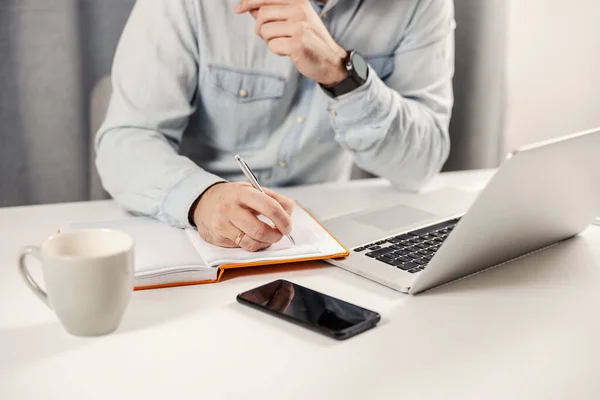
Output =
[{"x1": 353, "y1": 218, "x2": 461, "y2": 274}]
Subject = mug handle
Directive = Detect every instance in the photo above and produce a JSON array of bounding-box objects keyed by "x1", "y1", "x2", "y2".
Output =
[{"x1": 18, "y1": 246, "x2": 50, "y2": 308}]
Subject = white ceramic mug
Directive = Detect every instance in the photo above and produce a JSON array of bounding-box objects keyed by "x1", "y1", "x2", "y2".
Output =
[{"x1": 18, "y1": 229, "x2": 135, "y2": 337}]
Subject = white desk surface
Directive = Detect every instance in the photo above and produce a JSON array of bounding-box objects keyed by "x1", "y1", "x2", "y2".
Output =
[{"x1": 2, "y1": 169, "x2": 600, "y2": 400}]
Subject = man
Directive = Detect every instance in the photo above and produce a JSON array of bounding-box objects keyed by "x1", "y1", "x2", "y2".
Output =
[{"x1": 96, "y1": 0, "x2": 455, "y2": 252}]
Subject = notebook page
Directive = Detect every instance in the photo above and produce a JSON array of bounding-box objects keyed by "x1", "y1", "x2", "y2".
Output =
[
  {"x1": 66, "y1": 218, "x2": 207, "y2": 276},
  {"x1": 185, "y1": 205, "x2": 346, "y2": 267}
]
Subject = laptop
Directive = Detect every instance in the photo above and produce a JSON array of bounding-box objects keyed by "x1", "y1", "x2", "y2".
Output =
[{"x1": 323, "y1": 128, "x2": 600, "y2": 294}]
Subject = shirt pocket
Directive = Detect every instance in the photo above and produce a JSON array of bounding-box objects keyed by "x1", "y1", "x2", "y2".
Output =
[
  {"x1": 365, "y1": 54, "x2": 395, "y2": 81},
  {"x1": 203, "y1": 64, "x2": 287, "y2": 152}
]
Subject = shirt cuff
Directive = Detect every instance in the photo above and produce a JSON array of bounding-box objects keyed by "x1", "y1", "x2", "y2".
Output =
[
  {"x1": 324, "y1": 66, "x2": 391, "y2": 151},
  {"x1": 161, "y1": 168, "x2": 225, "y2": 228}
]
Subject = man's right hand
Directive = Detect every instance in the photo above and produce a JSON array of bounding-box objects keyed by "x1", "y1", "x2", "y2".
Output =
[{"x1": 191, "y1": 182, "x2": 294, "y2": 252}]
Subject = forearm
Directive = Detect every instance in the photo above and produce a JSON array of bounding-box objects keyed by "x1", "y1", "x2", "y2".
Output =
[
  {"x1": 94, "y1": 0, "x2": 222, "y2": 227},
  {"x1": 96, "y1": 127, "x2": 223, "y2": 228},
  {"x1": 326, "y1": 0, "x2": 454, "y2": 190},
  {"x1": 327, "y1": 67, "x2": 451, "y2": 191}
]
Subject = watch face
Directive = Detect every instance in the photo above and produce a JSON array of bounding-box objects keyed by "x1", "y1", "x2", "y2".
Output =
[{"x1": 352, "y1": 52, "x2": 369, "y2": 80}]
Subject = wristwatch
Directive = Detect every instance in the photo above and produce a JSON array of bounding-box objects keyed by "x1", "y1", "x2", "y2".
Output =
[{"x1": 320, "y1": 50, "x2": 369, "y2": 98}]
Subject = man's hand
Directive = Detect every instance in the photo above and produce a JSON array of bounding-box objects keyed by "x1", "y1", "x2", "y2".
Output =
[
  {"x1": 234, "y1": 0, "x2": 348, "y2": 86},
  {"x1": 192, "y1": 182, "x2": 294, "y2": 252}
]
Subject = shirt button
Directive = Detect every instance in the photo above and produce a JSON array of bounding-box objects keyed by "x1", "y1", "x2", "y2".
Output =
[
  {"x1": 296, "y1": 116, "x2": 304, "y2": 123},
  {"x1": 329, "y1": 109, "x2": 337, "y2": 117},
  {"x1": 279, "y1": 160, "x2": 288, "y2": 168},
  {"x1": 239, "y1": 88, "x2": 248, "y2": 98},
  {"x1": 321, "y1": 12, "x2": 327, "y2": 19}
]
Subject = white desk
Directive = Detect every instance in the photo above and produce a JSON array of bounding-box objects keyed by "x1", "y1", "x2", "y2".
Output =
[{"x1": 2, "y1": 170, "x2": 600, "y2": 400}]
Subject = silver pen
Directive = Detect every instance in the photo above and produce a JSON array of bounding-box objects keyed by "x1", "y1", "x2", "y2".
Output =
[{"x1": 234, "y1": 154, "x2": 295, "y2": 245}]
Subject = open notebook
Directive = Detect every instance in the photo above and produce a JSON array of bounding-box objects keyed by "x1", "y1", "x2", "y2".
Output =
[{"x1": 63, "y1": 205, "x2": 348, "y2": 290}]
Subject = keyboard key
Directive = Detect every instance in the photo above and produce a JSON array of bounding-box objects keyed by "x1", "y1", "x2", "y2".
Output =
[
  {"x1": 365, "y1": 247, "x2": 395, "y2": 258},
  {"x1": 393, "y1": 234, "x2": 413, "y2": 241},
  {"x1": 406, "y1": 253, "x2": 420, "y2": 259},
  {"x1": 413, "y1": 259, "x2": 428, "y2": 265},
  {"x1": 394, "y1": 250, "x2": 409, "y2": 256},
  {"x1": 380, "y1": 253, "x2": 395, "y2": 260},
  {"x1": 375, "y1": 240, "x2": 386, "y2": 245},
  {"x1": 422, "y1": 255, "x2": 432, "y2": 261},
  {"x1": 434, "y1": 238, "x2": 445, "y2": 243},
  {"x1": 397, "y1": 262, "x2": 415, "y2": 271},
  {"x1": 407, "y1": 267, "x2": 421, "y2": 274},
  {"x1": 418, "y1": 250, "x2": 432, "y2": 256},
  {"x1": 409, "y1": 226, "x2": 437, "y2": 236},
  {"x1": 414, "y1": 243, "x2": 428, "y2": 249},
  {"x1": 410, "y1": 219, "x2": 459, "y2": 237},
  {"x1": 397, "y1": 255, "x2": 412, "y2": 263},
  {"x1": 376, "y1": 256, "x2": 398, "y2": 266},
  {"x1": 354, "y1": 247, "x2": 366, "y2": 252},
  {"x1": 367, "y1": 245, "x2": 381, "y2": 251}
]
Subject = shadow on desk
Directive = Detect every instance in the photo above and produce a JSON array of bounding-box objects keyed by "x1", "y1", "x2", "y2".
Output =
[
  {"x1": 117, "y1": 262, "x2": 329, "y2": 334},
  {"x1": 418, "y1": 232, "x2": 600, "y2": 297},
  {"x1": 0, "y1": 323, "x2": 85, "y2": 372}
]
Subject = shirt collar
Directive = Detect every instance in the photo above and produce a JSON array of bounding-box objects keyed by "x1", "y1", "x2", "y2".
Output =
[{"x1": 311, "y1": 0, "x2": 340, "y2": 14}]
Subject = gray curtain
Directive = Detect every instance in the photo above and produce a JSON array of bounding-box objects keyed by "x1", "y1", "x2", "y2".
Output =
[
  {"x1": 0, "y1": 0, "x2": 134, "y2": 207},
  {"x1": 445, "y1": 0, "x2": 506, "y2": 171},
  {"x1": 0, "y1": 0, "x2": 506, "y2": 207}
]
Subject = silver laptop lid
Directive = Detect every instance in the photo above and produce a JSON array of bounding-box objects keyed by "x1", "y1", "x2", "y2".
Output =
[{"x1": 409, "y1": 128, "x2": 600, "y2": 294}]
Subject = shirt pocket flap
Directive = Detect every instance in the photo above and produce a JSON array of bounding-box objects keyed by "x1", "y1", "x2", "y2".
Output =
[{"x1": 208, "y1": 65, "x2": 286, "y2": 103}]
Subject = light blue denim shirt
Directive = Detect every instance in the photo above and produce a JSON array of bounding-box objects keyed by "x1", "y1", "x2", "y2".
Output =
[{"x1": 96, "y1": 0, "x2": 455, "y2": 228}]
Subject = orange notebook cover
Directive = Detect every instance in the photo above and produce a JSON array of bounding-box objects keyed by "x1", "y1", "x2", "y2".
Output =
[{"x1": 63, "y1": 203, "x2": 349, "y2": 291}]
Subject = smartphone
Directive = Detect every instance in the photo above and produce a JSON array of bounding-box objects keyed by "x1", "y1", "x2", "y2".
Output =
[{"x1": 236, "y1": 279, "x2": 381, "y2": 340}]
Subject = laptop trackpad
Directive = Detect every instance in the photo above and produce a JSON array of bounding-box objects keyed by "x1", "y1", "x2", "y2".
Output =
[{"x1": 353, "y1": 204, "x2": 436, "y2": 231}]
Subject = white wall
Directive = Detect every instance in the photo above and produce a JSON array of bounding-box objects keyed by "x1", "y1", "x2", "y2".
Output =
[{"x1": 504, "y1": 0, "x2": 600, "y2": 153}]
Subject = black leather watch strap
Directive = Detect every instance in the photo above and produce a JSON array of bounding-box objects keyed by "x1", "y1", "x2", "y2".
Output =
[{"x1": 320, "y1": 50, "x2": 369, "y2": 98}]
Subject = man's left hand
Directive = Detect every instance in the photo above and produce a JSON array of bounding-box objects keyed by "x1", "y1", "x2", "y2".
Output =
[{"x1": 235, "y1": 0, "x2": 348, "y2": 86}]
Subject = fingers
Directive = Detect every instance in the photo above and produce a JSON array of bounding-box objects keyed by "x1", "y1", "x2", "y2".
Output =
[
  {"x1": 259, "y1": 21, "x2": 302, "y2": 41},
  {"x1": 196, "y1": 223, "x2": 237, "y2": 248},
  {"x1": 241, "y1": 189, "x2": 293, "y2": 235},
  {"x1": 263, "y1": 187, "x2": 294, "y2": 215},
  {"x1": 266, "y1": 37, "x2": 296, "y2": 57},
  {"x1": 254, "y1": 5, "x2": 296, "y2": 34},
  {"x1": 230, "y1": 208, "x2": 283, "y2": 244},
  {"x1": 234, "y1": 0, "x2": 292, "y2": 14},
  {"x1": 238, "y1": 233, "x2": 271, "y2": 252},
  {"x1": 218, "y1": 218, "x2": 272, "y2": 252}
]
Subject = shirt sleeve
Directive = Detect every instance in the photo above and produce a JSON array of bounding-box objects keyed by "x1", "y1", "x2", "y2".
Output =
[
  {"x1": 325, "y1": 0, "x2": 455, "y2": 191},
  {"x1": 95, "y1": 0, "x2": 223, "y2": 228}
]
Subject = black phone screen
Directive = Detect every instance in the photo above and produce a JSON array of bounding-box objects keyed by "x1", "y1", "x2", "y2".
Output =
[{"x1": 237, "y1": 280, "x2": 380, "y2": 339}]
